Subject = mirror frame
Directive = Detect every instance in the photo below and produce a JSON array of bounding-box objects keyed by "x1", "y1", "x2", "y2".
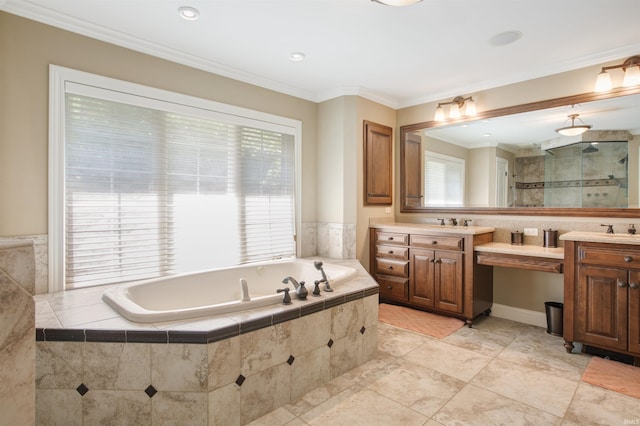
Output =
[{"x1": 400, "y1": 85, "x2": 640, "y2": 217}]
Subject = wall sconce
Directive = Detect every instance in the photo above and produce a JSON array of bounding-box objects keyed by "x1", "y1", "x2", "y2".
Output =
[
  {"x1": 555, "y1": 113, "x2": 592, "y2": 136},
  {"x1": 594, "y1": 55, "x2": 640, "y2": 92},
  {"x1": 434, "y1": 96, "x2": 477, "y2": 122}
]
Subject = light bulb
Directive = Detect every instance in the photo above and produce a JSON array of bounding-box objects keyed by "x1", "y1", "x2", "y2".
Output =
[
  {"x1": 449, "y1": 103, "x2": 460, "y2": 119},
  {"x1": 622, "y1": 65, "x2": 640, "y2": 87},
  {"x1": 464, "y1": 99, "x2": 477, "y2": 116},
  {"x1": 434, "y1": 106, "x2": 445, "y2": 122},
  {"x1": 594, "y1": 70, "x2": 612, "y2": 92}
]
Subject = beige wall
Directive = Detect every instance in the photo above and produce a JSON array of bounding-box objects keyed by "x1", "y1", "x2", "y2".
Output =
[{"x1": 0, "y1": 12, "x2": 318, "y2": 236}]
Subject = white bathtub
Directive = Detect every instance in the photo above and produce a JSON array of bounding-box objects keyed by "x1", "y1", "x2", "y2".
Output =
[{"x1": 102, "y1": 258, "x2": 357, "y2": 323}]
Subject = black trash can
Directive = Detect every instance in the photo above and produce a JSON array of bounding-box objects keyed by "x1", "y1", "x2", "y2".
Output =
[{"x1": 545, "y1": 301, "x2": 563, "y2": 336}]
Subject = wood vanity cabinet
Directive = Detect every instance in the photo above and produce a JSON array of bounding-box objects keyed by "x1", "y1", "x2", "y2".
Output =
[
  {"x1": 563, "y1": 241, "x2": 640, "y2": 360},
  {"x1": 370, "y1": 227, "x2": 493, "y2": 326}
]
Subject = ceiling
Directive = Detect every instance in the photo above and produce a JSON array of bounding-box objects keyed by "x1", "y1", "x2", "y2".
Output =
[{"x1": 2, "y1": 0, "x2": 640, "y2": 109}]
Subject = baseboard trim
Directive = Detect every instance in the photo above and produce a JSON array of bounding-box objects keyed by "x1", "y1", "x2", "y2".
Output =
[{"x1": 490, "y1": 303, "x2": 547, "y2": 328}]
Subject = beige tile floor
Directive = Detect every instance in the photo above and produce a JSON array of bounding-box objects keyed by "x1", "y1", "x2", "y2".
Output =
[{"x1": 249, "y1": 315, "x2": 640, "y2": 425}]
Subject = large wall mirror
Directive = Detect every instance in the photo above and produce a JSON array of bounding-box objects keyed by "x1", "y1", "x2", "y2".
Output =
[{"x1": 400, "y1": 86, "x2": 640, "y2": 217}]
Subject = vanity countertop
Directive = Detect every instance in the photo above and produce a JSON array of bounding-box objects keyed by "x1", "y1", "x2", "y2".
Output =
[
  {"x1": 370, "y1": 222, "x2": 495, "y2": 235},
  {"x1": 474, "y1": 242, "x2": 564, "y2": 259},
  {"x1": 560, "y1": 231, "x2": 640, "y2": 245}
]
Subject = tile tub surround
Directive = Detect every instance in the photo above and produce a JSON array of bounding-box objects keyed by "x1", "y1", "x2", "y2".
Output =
[
  {"x1": 0, "y1": 268, "x2": 36, "y2": 425},
  {"x1": 34, "y1": 259, "x2": 378, "y2": 425}
]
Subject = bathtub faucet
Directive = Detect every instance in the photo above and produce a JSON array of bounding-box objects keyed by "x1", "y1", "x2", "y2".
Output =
[
  {"x1": 282, "y1": 276, "x2": 300, "y2": 290},
  {"x1": 314, "y1": 261, "x2": 333, "y2": 292}
]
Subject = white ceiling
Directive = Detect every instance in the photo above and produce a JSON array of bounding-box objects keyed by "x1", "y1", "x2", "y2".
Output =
[{"x1": 2, "y1": 0, "x2": 640, "y2": 108}]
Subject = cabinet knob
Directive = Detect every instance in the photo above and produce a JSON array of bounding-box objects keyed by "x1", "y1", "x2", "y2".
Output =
[
  {"x1": 388, "y1": 250, "x2": 394, "y2": 254},
  {"x1": 624, "y1": 256, "x2": 633, "y2": 262},
  {"x1": 429, "y1": 258, "x2": 435, "y2": 263},
  {"x1": 617, "y1": 280, "x2": 628, "y2": 288},
  {"x1": 388, "y1": 237, "x2": 394, "y2": 241},
  {"x1": 432, "y1": 241, "x2": 438, "y2": 245},
  {"x1": 387, "y1": 266, "x2": 393, "y2": 270},
  {"x1": 630, "y1": 282, "x2": 639, "y2": 289},
  {"x1": 435, "y1": 258, "x2": 442, "y2": 264},
  {"x1": 387, "y1": 285, "x2": 393, "y2": 290}
]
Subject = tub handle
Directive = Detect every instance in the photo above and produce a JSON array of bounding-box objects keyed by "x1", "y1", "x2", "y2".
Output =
[{"x1": 277, "y1": 287, "x2": 292, "y2": 304}]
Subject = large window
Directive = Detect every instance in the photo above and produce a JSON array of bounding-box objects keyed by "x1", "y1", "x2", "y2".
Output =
[
  {"x1": 423, "y1": 151, "x2": 465, "y2": 206},
  {"x1": 49, "y1": 66, "x2": 301, "y2": 290}
]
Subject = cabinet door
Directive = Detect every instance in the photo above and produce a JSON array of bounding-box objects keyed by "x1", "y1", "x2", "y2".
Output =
[
  {"x1": 576, "y1": 265, "x2": 628, "y2": 351},
  {"x1": 409, "y1": 248, "x2": 435, "y2": 308},
  {"x1": 629, "y1": 271, "x2": 640, "y2": 355},
  {"x1": 363, "y1": 121, "x2": 392, "y2": 205},
  {"x1": 435, "y1": 251, "x2": 463, "y2": 313}
]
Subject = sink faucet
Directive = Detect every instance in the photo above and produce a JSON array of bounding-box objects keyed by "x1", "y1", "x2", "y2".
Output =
[
  {"x1": 601, "y1": 224, "x2": 614, "y2": 234},
  {"x1": 449, "y1": 218, "x2": 458, "y2": 226},
  {"x1": 282, "y1": 276, "x2": 300, "y2": 290},
  {"x1": 437, "y1": 218, "x2": 445, "y2": 226}
]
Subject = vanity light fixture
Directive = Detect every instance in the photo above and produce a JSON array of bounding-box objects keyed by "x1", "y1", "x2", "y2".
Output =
[
  {"x1": 434, "y1": 96, "x2": 477, "y2": 122},
  {"x1": 178, "y1": 6, "x2": 200, "y2": 20},
  {"x1": 371, "y1": 0, "x2": 423, "y2": 6},
  {"x1": 555, "y1": 113, "x2": 592, "y2": 136},
  {"x1": 594, "y1": 55, "x2": 640, "y2": 92}
]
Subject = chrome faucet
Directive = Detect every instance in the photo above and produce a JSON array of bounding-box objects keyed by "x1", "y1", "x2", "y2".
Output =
[
  {"x1": 449, "y1": 218, "x2": 458, "y2": 226},
  {"x1": 282, "y1": 276, "x2": 300, "y2": 290}
]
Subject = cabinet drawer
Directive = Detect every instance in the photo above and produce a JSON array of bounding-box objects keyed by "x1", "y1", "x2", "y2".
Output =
[
  {"x1": 410, "y1": 234, "x2": 464, "y2": 251},
  {"x1": 376, "y1": 258, "x2": 409, "y2": 278},
  {"x1": 375, "y1": 231, "x2": 409, "y2": 246},
  {"x1": 578, "y1": 246, "x2": 640, "y2": 268},
  {"x1": 375, "y1": 245, "x2": 409, "y2": 260},
  {"x1": 378, "y1": 276, "x2": 409, "y2": 301}
]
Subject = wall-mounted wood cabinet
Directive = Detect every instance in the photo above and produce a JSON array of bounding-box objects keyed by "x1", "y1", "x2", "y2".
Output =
[{"x1": 363, "y1": 121, "x2": 392, "y2": 205}]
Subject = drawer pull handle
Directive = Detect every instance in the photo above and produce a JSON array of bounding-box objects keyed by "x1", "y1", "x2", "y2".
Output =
[
  {"x1": 435, "y1": 258, "x2": 442, "y2": 264},
  {"x1": 388, "y1": 250, "x2": 394, "y2": 254},
  {"x1": 387, "y1": 266, "x2": 393, "y2": 270},
  {"x1": 387, "y1": 285, "x2": 393, "y2": 290},
  {"x1": 617, "y1": 280, "x2": 628, "y2": 288},
  {"x1": 432, "y1": 241, "x2": 438, "y2": 245},
  {"x1": 388, "y1": 237, "x2": 394, "y2": 241},
  {"x1": 630, "y1": 282, "x2": 639, "y2": 289},
  {"x1": 624, "y1": 256, "x2": 633, "y2": 262}
]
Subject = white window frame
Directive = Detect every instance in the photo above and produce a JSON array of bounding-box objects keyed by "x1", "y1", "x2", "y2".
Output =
[{"x1": 48, "y1": 65, "x2": 302, "y2": 293}]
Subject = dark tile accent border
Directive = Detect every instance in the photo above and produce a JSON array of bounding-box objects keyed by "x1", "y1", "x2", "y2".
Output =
[
  {"x1": 126, "y1": 330, "x2": 168, "y2": 344},
  {"x1": 35, "y1": 283, "x2": 380, "y2": 345},
  {"x1": 44, "y1": 329, "x2": 85, "y2": 342},
  {"x1": 273, "y1": 308, "x2": 301, "y2": 326},
  {"x1": 35, "y1": 329, "x2": 45, "y2": 341},
  {"x1": 300, "y1": 300, "x2": 324, "y2": 316},
  {"x1": 168, "y1": 330, "x2": 209, "y2": 344},
  {"x1": 207, "y1": 324, "x2": 240, "y2": 344},
  {"x1": 324, "y1": 295, "x2": 346, "y2": 309},
  {"x1": 240, "y1": 316, "x2": 273, "y2": 334},
  {"x1": 86, "y1": 329, "x2": 126, "y2": 343}
]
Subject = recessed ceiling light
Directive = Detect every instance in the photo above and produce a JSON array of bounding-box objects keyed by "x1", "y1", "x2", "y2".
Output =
[
  {"x1": 483, "y1": 133, "x2": 492, "y2": 137},
  {"x1": 489, "y1": 30, "x2": 523, "y2": 47},
  {"x1": 178, "y1": 6, "x2": 200, "y2": 21},
  {"x1": 290, "y1": 52, "x2": 306, "y2": 62}
]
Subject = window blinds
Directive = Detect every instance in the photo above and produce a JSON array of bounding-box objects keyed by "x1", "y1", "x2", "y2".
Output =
[
  {"x1": 424, "y1": 152, "x2": 465, "y2": 206},
  {"x1": 64, "y1": 93, "x2": 295, "y2": 288}
]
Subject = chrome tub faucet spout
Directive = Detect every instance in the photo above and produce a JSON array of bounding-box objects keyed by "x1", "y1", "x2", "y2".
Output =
[{"x1": 282, "y1": 276, "x2": 300, "y2": 289}]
